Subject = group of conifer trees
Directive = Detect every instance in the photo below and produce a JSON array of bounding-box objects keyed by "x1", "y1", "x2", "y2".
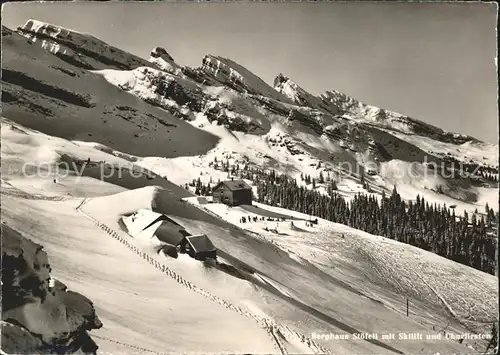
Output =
[{"x1": 191, "y1": 160, "x2": 498, "y2": 275}]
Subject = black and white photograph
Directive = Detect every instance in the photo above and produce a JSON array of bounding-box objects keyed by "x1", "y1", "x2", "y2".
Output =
[{"x1": 1, "y1": 2, "x2": 498, "y2": 354}]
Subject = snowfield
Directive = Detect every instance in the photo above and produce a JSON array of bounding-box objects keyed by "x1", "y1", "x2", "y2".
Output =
[
  {"x1": 184, "y1": 197, "x2": 498, "y2": 346},
  {"x1": 378, "y1": 159, "x2": 499, "y2": 216},
  {"x1": 385, "y1": 128, "x2": 499, "y2": 168},
  {"x1": 3, "y1": 121, "x2": 494, "y2": 354},
  {"x1": 1, "y1": 196, "x2": 280, "y2": 354}
]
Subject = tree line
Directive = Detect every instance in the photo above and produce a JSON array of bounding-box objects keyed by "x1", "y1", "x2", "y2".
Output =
[{"x1": 191, "y1": 159, "x2": 498, "y2": 275}]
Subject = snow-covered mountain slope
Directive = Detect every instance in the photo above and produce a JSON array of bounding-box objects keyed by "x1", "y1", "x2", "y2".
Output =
[
  {"x1": 1, "y1": 195, "x2": 280, "y2": 354},
  {"x1": 272, "y1": 69, "x2": 482, "y2": 148},
  {"x1": 88, "y1": 66, "x2": 496, "y2": 215},
  {"x1": 94, "y1": 66, "x2": 208, "y2": 122},
  {"x1": 80, "y1": 187, "x2": 481, "y2": 354},
  {"x1": 320, "y1": 89, "x2": 484, "y2": 146},
  {"x1": 2, "y1": 25, "x2": 219, "y2": 158},
  {"x1": 1, "y1": 99, "x2": 496, "y2": 354},
  {"x1": 185, "y1": 197, "x2": 497, "y2": 339},
  {"x1": 0, "y1": 126, "x2": 279, "y2": 353},
  {"x1": 0, "y1": 124, "x2": 358, "y2": 354},
  {"x1": 3, "y1": 19, "x2": 498, "y2": 216},
  {"x1": 0, "y1": 121, "x2": 488, "y2": 354},
  {"x1": 383, "y1": 129, "x2": 498, "y2": 168},
  {"x1": 0, "y1": 192, "x2": 470, "y2": 355},
  {"x1": 17, "y1": 19, "x2": 152, "y2": 71}
]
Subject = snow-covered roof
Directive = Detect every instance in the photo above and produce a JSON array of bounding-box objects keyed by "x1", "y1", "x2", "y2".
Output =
[
  {"x1": 185, "y1": 234, "x2": 216, "y2": 253},
  {"x1": 141, "y1": 214, "x2": 167, "y2": 232},
  {"x1": 154, "y1": 221, "x2": 186, "y2": 246}
]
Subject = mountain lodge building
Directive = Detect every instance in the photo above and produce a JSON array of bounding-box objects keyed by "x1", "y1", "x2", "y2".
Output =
[{"x1": 212, "y1": 179, "x2": 253, "y2": 206}]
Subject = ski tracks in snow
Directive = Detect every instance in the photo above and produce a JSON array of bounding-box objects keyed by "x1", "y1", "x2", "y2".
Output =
[
  {"x1": 76, "y1": 198, "x2": 330, "y2": 355},
  {"x1": 2, "y1": 182, "x2": 74, "y2": 202},
  {"x1": 416, "y1": 272, "x2": 459, "y2": 320}
]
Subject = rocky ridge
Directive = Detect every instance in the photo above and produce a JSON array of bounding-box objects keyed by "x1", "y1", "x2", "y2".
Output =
[{"x1": 1, "y1": 224, "x2": 103, "y2": 354}]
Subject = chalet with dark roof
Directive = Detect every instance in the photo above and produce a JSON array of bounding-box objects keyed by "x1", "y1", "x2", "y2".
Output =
[
  {"x1": 132, "y1": 213, "x2": 217, "y2": 261},
  {"x1": 212, "y1": 179, "x2": 253, "y2": 206}
]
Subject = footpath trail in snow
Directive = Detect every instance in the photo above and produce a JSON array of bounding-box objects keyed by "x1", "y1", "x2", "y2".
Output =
[
  {"x1": 2, "y1": 193, "x2": 280, "y2": 354},
  {"x1": 91, "y1": 334, "x2": 165, "y2": 355},
  {"x1": 76, "y1": 198, "x2": 331, "y2": 355}
]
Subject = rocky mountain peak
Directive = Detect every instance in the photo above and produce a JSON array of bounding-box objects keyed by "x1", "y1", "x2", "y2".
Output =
[
  {"x1": 149, "y1": 46, "x2": 181, "y2": 74},
  {"x1": 150, "y1": 46, "x2": 175, "y2": 62},
  {"x1": 273, "y1": 73, "x2": 289, "y2": 87}
]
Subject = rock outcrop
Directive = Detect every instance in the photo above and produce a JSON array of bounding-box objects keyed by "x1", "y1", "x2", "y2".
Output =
[
  {"x1": 273, "y1": 73, "x2": 341, "y2": 116},
  {"x1": 98, "y1": 65, "x2": 208, "y2": 121},
  {"x1": 1, "y1": 224, "x2": 103, "y2": 354},
  {"x1": 199, "y1": 55, "x2": 292, "y2": 103}
]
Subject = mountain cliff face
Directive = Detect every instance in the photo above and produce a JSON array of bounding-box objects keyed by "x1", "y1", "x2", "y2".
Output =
[{"x1": 1, "y1": 224, "x2": 103, "y2": 354}]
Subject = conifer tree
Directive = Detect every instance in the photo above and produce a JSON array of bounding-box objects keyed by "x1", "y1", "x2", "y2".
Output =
[{"x1": 319, "y1": 171, "x2": 325, "y2": 184}]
